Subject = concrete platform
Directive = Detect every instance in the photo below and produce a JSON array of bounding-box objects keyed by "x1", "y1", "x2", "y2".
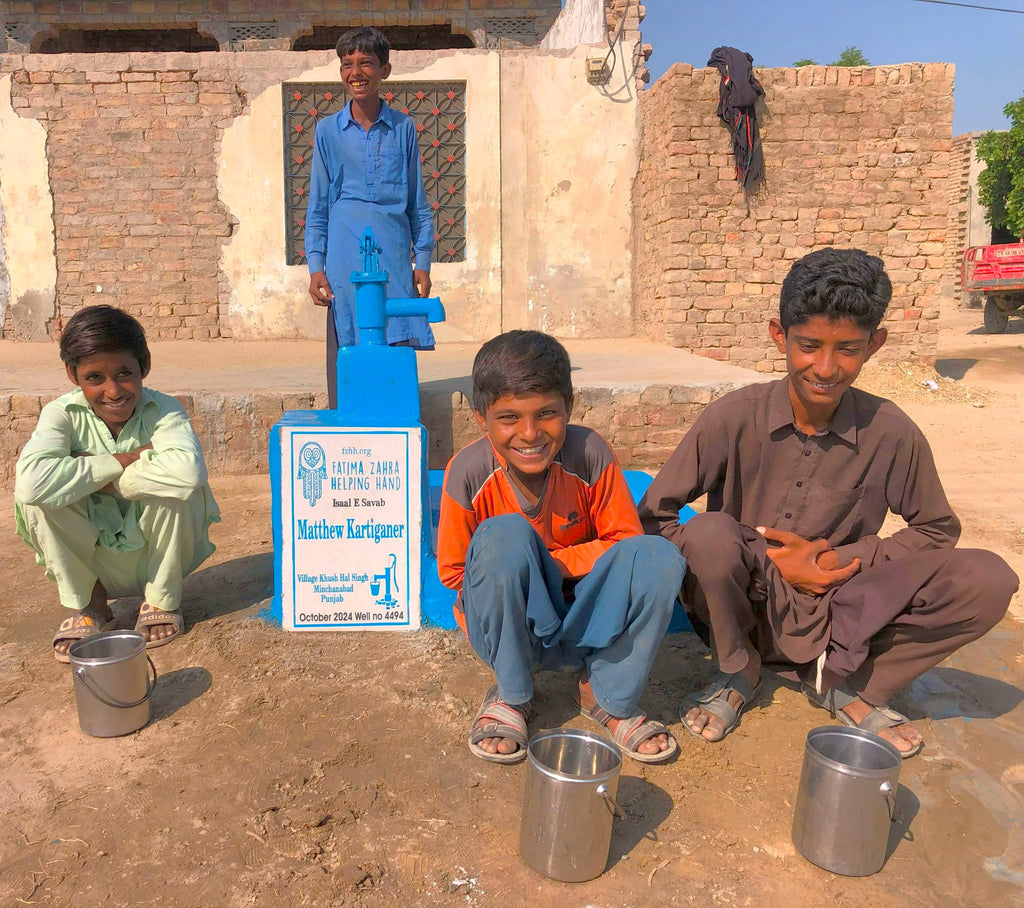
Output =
[{"x1": 0, "y1": 338, "x2": 767, "y2": 485}]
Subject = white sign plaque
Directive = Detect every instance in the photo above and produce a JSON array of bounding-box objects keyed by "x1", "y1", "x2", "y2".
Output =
[{"x1": 278, "y1": 426, "x2": 422, "y2": 631}]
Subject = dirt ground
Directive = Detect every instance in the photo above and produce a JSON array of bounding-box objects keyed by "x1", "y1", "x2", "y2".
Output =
[{"x1": 1, "y1": 307, "x2": 1021, "y2": 908}]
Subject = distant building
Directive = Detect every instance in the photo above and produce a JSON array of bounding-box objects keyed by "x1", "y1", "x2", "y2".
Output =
[{"x1": 0, "y1": 0, "x2": 561, "y2": 54}]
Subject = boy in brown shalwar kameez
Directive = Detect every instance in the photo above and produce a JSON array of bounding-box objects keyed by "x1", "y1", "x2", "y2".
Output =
[{"x1": 638, "y1": 248, "x2": 1019, "y2": 758}]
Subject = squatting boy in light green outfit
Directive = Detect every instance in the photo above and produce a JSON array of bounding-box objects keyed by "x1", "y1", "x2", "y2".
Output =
[{"x1": 15, "y1": 305, "x2": 220, "y2": 661}]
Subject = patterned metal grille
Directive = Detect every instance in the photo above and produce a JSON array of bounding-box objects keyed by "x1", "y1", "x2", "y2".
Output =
[
  {"x1": 283, "y1": 81, "x2": 467, "y2": 267},
  {"x1": 483, "y1": 16, "x2": 537, "y2": 48},
  {"x1": 230, "y1": 23, "x2": 277, "y2": 42},
  {"x1": 4, "y1": 22, "x2": 28, "y2": 44}
]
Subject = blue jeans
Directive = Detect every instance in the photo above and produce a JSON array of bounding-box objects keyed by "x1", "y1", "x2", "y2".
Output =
[{"x1": 460, "y1": 514, "x2": 686, "y2": 716}]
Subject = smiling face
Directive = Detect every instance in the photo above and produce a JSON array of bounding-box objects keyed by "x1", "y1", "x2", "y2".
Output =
[
  {"x1": 770, "y1": 314, "x2": 886, "y2": 432},
  {"x1": 339, "y1": 49, "x2": 391, "y2": 104},
  {"x1": 67, "y1": 349, "x2": 147, "y2": 437},
  {"x1": 475, "y1": 391, "x2": 570, "y2": 500}
]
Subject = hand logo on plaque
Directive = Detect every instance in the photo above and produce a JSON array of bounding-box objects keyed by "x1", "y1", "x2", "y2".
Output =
[{"x1": 297, "y1": 441, "x2": 328, "y2": 506}]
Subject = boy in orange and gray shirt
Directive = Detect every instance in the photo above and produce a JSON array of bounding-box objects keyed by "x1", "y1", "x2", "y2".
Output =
[{"x1": 438, "y1": 330, "x2": 685, "y2": 765}]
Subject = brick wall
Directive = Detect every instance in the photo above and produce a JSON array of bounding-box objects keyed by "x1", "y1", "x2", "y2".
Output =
[
  {"x1": 0, "y1": 1, "x2": 561, "y2": 51},
  {"x1": 633, "y1": 63, "x2": 955, "y2": 371},
  {"x1": 1, "y1": 382, "x2": 734, "y2": 488},
  {"x1": 3, "y1": 54, "x2": 241, "y2": 338},
  {"x1": 947, "y1": 132, "x2": 973, "y2": 306}
]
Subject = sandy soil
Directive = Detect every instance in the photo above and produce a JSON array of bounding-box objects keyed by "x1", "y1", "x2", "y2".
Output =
[{"x1": 0, "y1": 308, "x2": 1021, "y2": 907}]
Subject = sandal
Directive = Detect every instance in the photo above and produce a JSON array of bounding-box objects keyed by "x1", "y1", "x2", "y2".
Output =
[
  {"x1": 134, "y1": 602, "x2": 184, "y2": 649},
  {"x1": 468, "y1": 685, "x2": 530, "y2": 765},
  {"x1": 578, "y1": 701, "x2": 678, "y2": 764},
  {"x1": 681, "y1": 671, "x2": 761, "y2": 742},
  {"x1": 52, "y1": 612, "x2": 115, "y2": 663},
  {"x1": 803, "y1": 684, "x2": 924, "y2": 759}
]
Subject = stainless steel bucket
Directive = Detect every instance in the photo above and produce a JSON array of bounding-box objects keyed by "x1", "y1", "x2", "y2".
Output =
[
  {"x1": 792, "y1": 726, "x2": 901, "y2": 876},
  {"x1": 519, "y1": 728, "x2": 622, "y2": 882},
  {"x1": 68, "y1": 630, "x2": 157, "y2": 737}
]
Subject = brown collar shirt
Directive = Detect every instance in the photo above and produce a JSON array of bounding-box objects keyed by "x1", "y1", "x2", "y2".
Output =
[{"x1": 639, "y1": 378, "x2": 960, "y2": 570}]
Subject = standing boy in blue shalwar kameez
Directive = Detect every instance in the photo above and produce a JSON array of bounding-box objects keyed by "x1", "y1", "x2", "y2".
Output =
[{"x1": 304, "y1": 26, "x2": 435, "y2": 408}]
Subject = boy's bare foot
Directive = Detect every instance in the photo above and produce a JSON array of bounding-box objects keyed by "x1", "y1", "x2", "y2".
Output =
[
  {"x1": 468, "y1": 686, "x2": 530, "y2": 764},
  {"x1": 683, "y1": 660, "x2": 762, "y2": 742},
  {"x1": 134, "y1": 603, "x2": 184, "y2": 648},
  {"x1": 53, "y1": 580, "x2": 114, "y2": 658},
  {"x1": 578, "y1": 676, "x2": 676, "y2": 760},
  {"x1": 473, "y1": 727, "x2": 521, "y2": 757},
  {"x1": 839, "y1": 698, "x2": 924, "y2": 757}
]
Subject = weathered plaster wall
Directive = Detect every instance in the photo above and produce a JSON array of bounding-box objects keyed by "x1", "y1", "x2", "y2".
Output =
[
  {"x1": 0, "y1": 71, "x2": 55, "y2": 339},
  {"x1": 500, "y1": 46, "x2": 638, "y2": 336},
  {"x1": 0, "y1": 46, "x2": 638, "y2": 342},
  {"x1": 541, "y1": 0, "x2": 606, "y2": 49},
  {"x1": 634, "y1": 62, "x2": 955, "y2": 369}
]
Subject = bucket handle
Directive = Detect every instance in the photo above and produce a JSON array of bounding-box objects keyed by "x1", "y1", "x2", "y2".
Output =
[
  {"x1": 879, "y1": 780, "x2": 897, "y2": 823},
  {"x1": 75, "y1": 655, "x2": 157, "y2": 709},
  {"x1": 596, "y1": 783, "x2": 625, "y2": 819}
]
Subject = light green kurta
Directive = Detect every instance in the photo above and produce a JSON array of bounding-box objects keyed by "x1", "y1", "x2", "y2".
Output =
[{"x1": 14, "y1": 387, "x2": 220, "y2": 610}]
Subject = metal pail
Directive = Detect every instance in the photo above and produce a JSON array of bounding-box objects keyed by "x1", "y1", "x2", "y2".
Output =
[
  {"x1": 519, "y1": 728, "x2": 622, "y2": 882},
  {"x1": 792, "y1": 726, "x2": 901, "y2": 876},
  {"x1": 68, "y1": 630, "x2": 157, "y2": 737}
]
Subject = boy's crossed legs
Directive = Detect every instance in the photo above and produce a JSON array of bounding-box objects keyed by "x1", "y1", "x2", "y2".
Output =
[
  {"x1": 20, "y1": 493, "x2": 212, "y2": 658},
  {"x1": 677, "y1": 511, "x2": 1016, "y2": 756},
  {"x1": 461, "y1": 514, "x2": 686, "y2": 764}
]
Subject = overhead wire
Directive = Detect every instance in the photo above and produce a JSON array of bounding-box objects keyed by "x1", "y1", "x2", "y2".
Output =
[{"x1": 906, "y1": 0, "x2": 1023, "y2": 13}]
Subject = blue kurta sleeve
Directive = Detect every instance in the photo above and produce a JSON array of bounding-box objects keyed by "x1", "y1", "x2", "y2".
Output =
[
  {"x1": 404, "y1": 120, "x2": 434, "y2": 272},
  {"x1": 304, "y1": 128, "x2": 332, "y2": 276}
]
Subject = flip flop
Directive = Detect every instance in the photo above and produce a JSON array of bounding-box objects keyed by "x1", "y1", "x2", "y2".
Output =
[
  {"x1": 802, "y1": 683, "x2": 924, "y2": 759},
  {"x1": 681, "y1": 671, "x2": 761, "y2": 742},
  {"x1": 134, "y1": 602, "x2": 184, "y2": 649},
  {"x1": 468, "y1": 685, "x2": 530, "y2": 765},
  {"x1": 53, "y1": 612, "x2": 116, "y2": 663},
  {"x1": 578, "y1": 701, "x2": 678, "y2": 764}
]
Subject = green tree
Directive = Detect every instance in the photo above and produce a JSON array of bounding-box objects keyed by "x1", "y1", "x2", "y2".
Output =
[
  {"x1": 976, "y1": 96, "x2": 1024, "y2": 238},
  {"x1": 832, "y1": 46, "x2": 869, "y2": 66},
  {"x1": 793, "y1": 47, "x2": 869, "y2": 67}
]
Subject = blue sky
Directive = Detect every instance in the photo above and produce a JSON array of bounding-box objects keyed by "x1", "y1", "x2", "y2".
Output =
[{"x1": 638, "y1": 0, "x2": 1024, "y2": 134}]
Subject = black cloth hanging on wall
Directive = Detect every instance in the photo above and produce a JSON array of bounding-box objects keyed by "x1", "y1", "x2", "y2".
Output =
[{"x1": 707, "y1": 46, "x2": 765, "y2": 203}]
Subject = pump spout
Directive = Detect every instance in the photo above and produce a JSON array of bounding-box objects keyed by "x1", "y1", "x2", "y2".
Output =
[{"x1": 385, "y1": 296, "x2": 446, "y2": 325}]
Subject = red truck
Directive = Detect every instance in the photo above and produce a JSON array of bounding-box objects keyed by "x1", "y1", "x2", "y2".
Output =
[{"x1": 961, "y1": 240, "x2": 1024, "y2": 333}]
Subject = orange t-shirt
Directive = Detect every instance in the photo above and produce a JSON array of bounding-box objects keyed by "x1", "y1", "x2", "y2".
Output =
[{"x1": 437, "y1": 425, "x2": 642, "y2": 634}]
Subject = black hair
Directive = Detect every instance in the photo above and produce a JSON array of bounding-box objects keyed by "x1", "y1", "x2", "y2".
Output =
[
  {"x1": 779, "y1": 248, "x2": 892, "y2": 333},
  {"x1": 60, "y1": 305, "x2": 151, "y2": 377},
  {"x1": 336, "y1": 26, "x2": 390, "y2": 66},
  {"x1": 472, "y1": 330, "x2": 573, "y2": 415}
]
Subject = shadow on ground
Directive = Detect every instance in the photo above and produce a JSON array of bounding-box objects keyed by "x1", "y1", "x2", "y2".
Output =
[
  {"x1": 884, "y1": 783, "x2": 920, "y2": 863},
  {"x1": 150, "y1": 665, "x2": 213, "y2": 722},
  {"x1": 899, "y1": 666, "x2": 1024, "y2": 721},
  {"x1": 607, "y1": 775, "x2": 675, "y2": 869},
  {"x1": 185, "y1": 552, "x2": 274, "y2": 623},
  {"x1": 935, "y1": 357, "x2": 978, "y2": 380}
]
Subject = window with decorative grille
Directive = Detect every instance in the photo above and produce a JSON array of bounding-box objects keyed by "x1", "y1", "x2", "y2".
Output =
[{"x1": 283, "y1": 82, "x2": 467, "y2": 267}]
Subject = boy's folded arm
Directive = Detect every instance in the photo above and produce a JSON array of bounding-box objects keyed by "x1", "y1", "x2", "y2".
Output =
[
  {"x1": 14, "y1": 406, "x2": 122, "y2": 508},
  {"x1": 115, "y1": 408, "x2": 208, "y2": 500},
  {"x1": 829, "y1": 428, "x2": 960, "y2": 569},
  {"x1": 552, "y1": 457, "x2": 645, "y2": 577},
  {"x1": 830, "y1": 512, "x2": 960, "y2": 569},
  {"x1": 550, "y1": 538, "x2": 617, "y2": 578}
]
